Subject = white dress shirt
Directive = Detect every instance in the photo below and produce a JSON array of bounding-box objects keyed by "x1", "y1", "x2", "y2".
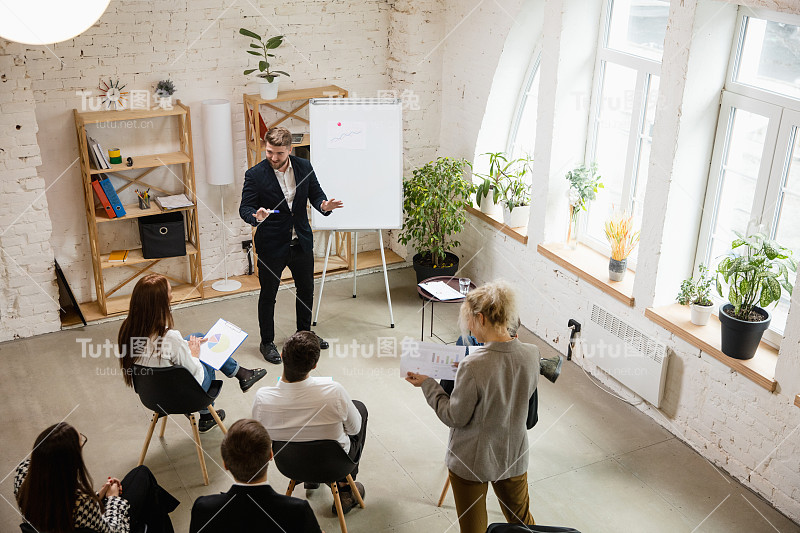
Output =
[
  {"x1": 274, "y1": 159, "x2": 297, "y2": 239},
  {"x1": 252, "y1": 376, "x2": 362, "y2": 453}
]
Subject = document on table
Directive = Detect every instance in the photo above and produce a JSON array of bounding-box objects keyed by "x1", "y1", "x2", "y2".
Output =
[
  {"x1": 418, "y1": 280, "x2": 463, "y2": 300},
  {"x1": 400, "y1": 341, "x2": 468, "y2": 380},
  {"x1": 199, "y1": 318, "x2": 248, "y2": 369}
]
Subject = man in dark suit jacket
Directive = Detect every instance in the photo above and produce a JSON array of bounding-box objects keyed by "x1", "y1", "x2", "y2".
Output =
[
  {"x1": 240, "y1": 126, "x2": 343, "y2": 364},
  {"x1": 190, "y1": 419, "x2": 321, "y2": 533}
]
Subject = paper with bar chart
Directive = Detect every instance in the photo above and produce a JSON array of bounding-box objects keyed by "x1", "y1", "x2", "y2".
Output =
[
  {"x1": 199, "y1": 318, "x2": 248, "y2": 370},
  {"x1": 400, "y1": 341, "x2": 468, "y2": 380}
]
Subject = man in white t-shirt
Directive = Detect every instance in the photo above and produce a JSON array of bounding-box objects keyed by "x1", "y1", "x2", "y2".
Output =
[{"x1": 252, "y1": 331, "x2": 368, "y2": 516}]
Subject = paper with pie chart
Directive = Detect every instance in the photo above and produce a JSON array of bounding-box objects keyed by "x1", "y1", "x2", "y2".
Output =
[{"x1": 199, "y1": 318, "x2": 248, "y2": 370}]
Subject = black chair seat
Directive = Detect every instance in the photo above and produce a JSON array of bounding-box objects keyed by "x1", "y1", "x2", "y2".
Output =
[
  {"x1": 21, "y1": 524, "x2": 99, "y2": 533},
  {"x1": 132, "y1": 365, "x2": 222, "y2": 416},
  {"x1": 272, "y1": 440, "x2": 357, "y2": 484}
]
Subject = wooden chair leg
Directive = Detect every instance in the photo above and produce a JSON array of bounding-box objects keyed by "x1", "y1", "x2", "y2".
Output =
[
  {"x1": 286, "y1": 479, "x2": 297, "y2": 496},
  {"x1": 208, "y1": 406, "x2": 227, "y2": 434},
  {"x1": 437, "y1": 476, "x2": 451, "y2": 507},
  {"x1": 158, "y1": 416, "x2": 168, "y2": 438},
  {"x1": 330, "y1": 483, "x2": 348, "y2": 533},
  {"x1": 188, "y1": 414, "x2": 209, "y2": 486},
  {"x1": 138, "y1": 412, "x2": 159, "y2": 466},
  {"x1": 346, "y1": 474, "x2": 365, "y2": 508}
]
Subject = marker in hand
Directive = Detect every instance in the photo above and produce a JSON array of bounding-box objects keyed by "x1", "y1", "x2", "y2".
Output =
[{"x1": 255, "y1": 208, "x2": 280, "y2": 223}]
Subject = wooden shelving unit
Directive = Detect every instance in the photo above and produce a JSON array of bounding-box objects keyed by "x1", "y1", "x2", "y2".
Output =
[
  {"x1": 74, "y1": 100, "x2": 203, "y2": 316},
  {"x1": 243, "y1": 85, "x2": 354, "y2": 276}
]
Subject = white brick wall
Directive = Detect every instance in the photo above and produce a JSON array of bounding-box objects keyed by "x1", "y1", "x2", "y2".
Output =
[
  {"x1": 14, "y1": 0, "x2": 394, "y2": 304},
  {"x1": 441, "y1": 0, "x2": 800, "y2": 523},
  {"x1": 0, "y1": 41, "x2": 61, "y2": 342}
]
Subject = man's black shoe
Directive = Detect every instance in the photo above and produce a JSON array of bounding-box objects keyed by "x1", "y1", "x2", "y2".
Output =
[
  {"x1": 198, "y1": 409, "x2": 225, "y2": 433},
  {"x1": 239, "y1": 368, "x2": 267, "y2": 392},
  {"x1": 260, "y1": 342, "x2": 281, "y2": 365},
  {"x1": 315, "y1": 333, "x2": 329, "y2": 350}
]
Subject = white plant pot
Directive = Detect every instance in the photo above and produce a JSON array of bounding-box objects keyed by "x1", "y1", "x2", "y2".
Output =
[
  {"x1": 258, "y1": 77, "x2": 280, "y2": 100},
  {"x1": 690, "y1": 303, "x2": 714, "y2": 326},
  {"x1": 503, "y1": 204, "x2": 530, "y2": 228},
  {"x1": 478, "y1": 191, "x2": 502, "y2": 217}
]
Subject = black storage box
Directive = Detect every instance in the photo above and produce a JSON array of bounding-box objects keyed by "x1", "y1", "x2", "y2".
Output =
[{"x1": 138, "y1": 212, "x2": 187, "y2": 259}]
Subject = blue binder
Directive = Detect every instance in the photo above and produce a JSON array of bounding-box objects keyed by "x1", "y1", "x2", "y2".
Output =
[{"x1": 98, "y1": 175, "x2": 126, "y2": 217}]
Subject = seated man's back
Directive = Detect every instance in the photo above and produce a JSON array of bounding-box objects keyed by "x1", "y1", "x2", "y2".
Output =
[
  {"x1": 191, "y1": 484, "x2": 319, "y2": 533},
  {"x1": 253, "y1": 376, "x2": 361, "y2": 451},
  {"x1": 189, "y1": 418, "x2": 321, "y2": 533}
]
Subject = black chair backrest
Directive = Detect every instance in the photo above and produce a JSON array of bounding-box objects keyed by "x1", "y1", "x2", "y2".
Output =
[
  {"x1": 21, "y1": 524, "x2": 100, "y2": 533},
  {"x1": 132, "y1": 364, "x2": 221, "y2": 416},
  {"x1": 487, "y1": 525, "x2": 581, "y2": 533},
  {"x1": 272, "y1": 440, "x2": 357, "y2": 484}
]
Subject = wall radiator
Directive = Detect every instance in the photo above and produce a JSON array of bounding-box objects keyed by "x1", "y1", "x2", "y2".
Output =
[{"x1": 582, "y1": 304, "x2": 670, "y2": 407}]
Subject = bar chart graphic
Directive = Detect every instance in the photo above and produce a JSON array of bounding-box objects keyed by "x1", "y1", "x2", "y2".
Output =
[{"x1": 400, "y1": 341, "x2": 468, "y2": 380}]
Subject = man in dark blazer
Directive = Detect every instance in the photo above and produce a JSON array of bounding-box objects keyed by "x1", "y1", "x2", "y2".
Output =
[
  {"x1": 240, "y1": 126, "x2": 343, "y2": 364},
  {"x1": 189, "y1": 419, "x2": 321, "y2": 533}
]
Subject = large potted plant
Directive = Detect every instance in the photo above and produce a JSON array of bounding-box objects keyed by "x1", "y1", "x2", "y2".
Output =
[
  {"x1": 399, "y1": 157, "x2": 474, "y2": 283},
  {"x1": 239, "y1": 29, "x2": 290, "y2": 99},
  {"x1": 677, "y1": 264, "x2": 714, "y2": 326},
  {"x1": 715, "y1": 232, "x2": 796, "y2": 360}
]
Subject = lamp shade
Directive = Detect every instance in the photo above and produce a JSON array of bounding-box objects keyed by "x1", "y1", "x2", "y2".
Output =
[
  {"x1": 0, "y1": 1, "x2": 111, "y2": 45},
  {"x1": 202, "y1": 99, "x2": 235, "y2": 186}
]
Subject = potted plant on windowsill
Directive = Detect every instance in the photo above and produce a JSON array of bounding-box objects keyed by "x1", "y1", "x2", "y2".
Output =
[
  {"x1": 677, "y1": 264, "x2": 714, "y2": 326},
  {"x1": 715, "y1": 232, "x2": 796, "y2": 360},
  {"x1": 604, "y1": 210, "x2": 639, "y2": 282},
  {"x1": 502, "y1": 175, "x2": 532, "y2": 228},
  {"x1": 565, "y1": 163, "x2": 603, "y2": 249},
  {"x1": 239, "y1": 29, "x2": 290, "y2": 100},
  {"x1": 473, "y1": 152, "x2": 504, "y2": 217},
  {"x1": 399, "y1": 157, "x2": 474, "y2": 283}
]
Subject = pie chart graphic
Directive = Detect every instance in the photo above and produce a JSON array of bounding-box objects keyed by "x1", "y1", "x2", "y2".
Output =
[{"x1": 206, "y1": 333, "x2": 230, "y2": 354}]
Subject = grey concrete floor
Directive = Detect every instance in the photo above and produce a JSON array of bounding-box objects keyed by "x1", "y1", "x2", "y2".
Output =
[{"x1": 1, "y1": 267, "x2": 798, "y2": 533}]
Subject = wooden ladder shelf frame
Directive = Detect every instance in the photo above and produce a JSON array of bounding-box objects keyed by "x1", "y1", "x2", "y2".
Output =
[{"x1": 74, "y1": 100, "x2": 204, "y2": 316}]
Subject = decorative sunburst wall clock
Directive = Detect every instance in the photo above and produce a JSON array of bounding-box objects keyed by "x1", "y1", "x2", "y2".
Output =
[{"x1": 99, "y1": 78, "x2": 128, "y2": 110}]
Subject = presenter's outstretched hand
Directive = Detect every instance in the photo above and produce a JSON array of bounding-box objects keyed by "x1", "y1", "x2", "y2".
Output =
[
  {"x1": 405, "y1": 372, "x2": 429, "y2": 387},
  {"x1": 321, "y1": 198, "x2": 344, "y2": 212},
  {"x1": 255, "y1": 207, "x2": 270, "y2": 222}
]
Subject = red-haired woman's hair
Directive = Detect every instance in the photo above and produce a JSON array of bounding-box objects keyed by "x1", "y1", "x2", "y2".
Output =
[
  {"x1": 17, "y1": 423, "x2": 98, "y2": 532},
  {"x1": 117, "y1": 273, "x2": 174, "y2": 387}
]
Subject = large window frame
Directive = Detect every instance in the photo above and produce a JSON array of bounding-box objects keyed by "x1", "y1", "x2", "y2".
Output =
[
  {"x1": 695, "y1": 8, "x2": 800, "y2": 347},
  {"x1": 583, "y1": 0, "x2": 665, "y2": 264}
]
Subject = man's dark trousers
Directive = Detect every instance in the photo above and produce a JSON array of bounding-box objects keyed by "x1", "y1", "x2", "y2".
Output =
[{"x1": 258, "y1": 238, "x2": 315, "y2": 344}]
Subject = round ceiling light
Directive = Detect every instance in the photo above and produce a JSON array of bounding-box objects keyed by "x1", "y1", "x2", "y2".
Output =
[{"x1": 0, "y1": 1, "x2": 111, "y2": 45}]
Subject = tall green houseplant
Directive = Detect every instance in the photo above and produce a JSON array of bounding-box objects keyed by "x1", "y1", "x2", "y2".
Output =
[{"x1": 399, "y1": 157, "x2": 474, "y2": 271}]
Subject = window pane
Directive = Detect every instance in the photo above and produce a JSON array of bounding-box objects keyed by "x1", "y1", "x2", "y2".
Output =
[
  {"x1": 631, "y1": 74, "x2": 659, "y2": 225},
  {"x1": 735, "y1": 17, "x2": 800, "y2": 101},
  {"x1": 770, "y1": 127, "x2": 800, "y2": 334},
  {"x1": 510, "y1": 68, "x2": 541, "y2": 160},
  {"x1": 705, "y1": 107, "x2": 770, "y2": 267},
  {"x1": 587, "y1": 62, "x2": 638, "y2": 244},
  {"x1": 607, "y1": 0, "x2": 670, "y2": 62}
]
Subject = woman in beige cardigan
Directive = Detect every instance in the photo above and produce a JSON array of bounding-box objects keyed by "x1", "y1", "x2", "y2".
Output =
[{"x1": 406, "y1": 281, "x2": 539, "y2": 533}]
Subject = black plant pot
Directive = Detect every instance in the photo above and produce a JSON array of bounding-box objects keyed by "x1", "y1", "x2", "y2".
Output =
[
  {"x1": 412, "y1": 252, "x2": 460, "y2": 284},
  {"x1": 718, "y1": 304, "x2": 771, "y2": 360}
]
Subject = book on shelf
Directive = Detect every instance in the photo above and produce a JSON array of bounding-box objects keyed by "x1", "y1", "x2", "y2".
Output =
[
  {"x1": 91, "y1": 178, "x2": 116, "y2": 219},
  {"x1": 87, "y1": 136, "x2": 110, "y2": 169},
  {"x1": 108, "y1": 250, "x2": 128, "y2": 262},
  {"x1": 155, "y1": 193, "x2": 193, "y2": 210},
  {"x1": 98, "y1": 175, "x2": 126, "y2": 217}
]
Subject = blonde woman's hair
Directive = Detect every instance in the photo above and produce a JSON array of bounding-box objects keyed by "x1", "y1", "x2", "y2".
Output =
[{"x1": 459, "y1": 280, "x2": 518, "y2": 336}]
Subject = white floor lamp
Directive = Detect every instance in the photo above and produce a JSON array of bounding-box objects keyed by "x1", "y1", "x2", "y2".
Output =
[{"x1": 202, "y1": 99, "x2": 241, "y2": 292}]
